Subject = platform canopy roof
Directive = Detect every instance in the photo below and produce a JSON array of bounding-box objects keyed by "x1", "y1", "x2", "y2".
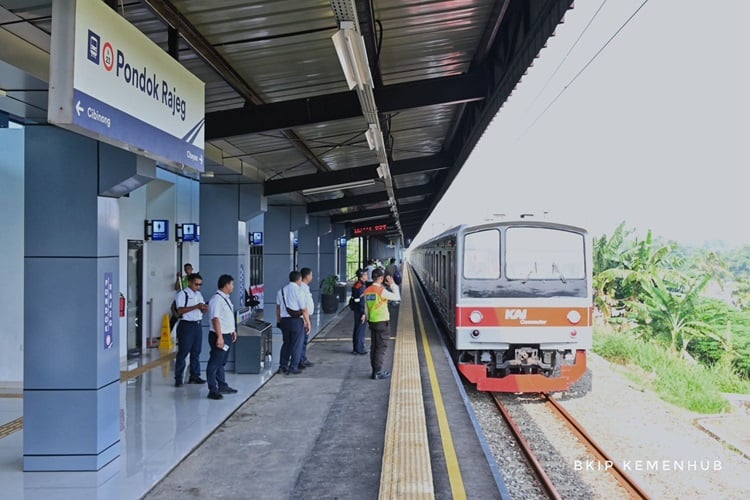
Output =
[{"x1": 0, "y1": 0, "x2": 573, "y2": 244}]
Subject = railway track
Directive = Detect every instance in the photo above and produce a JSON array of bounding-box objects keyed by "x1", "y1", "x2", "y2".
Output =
[{"x1": 491, "y1": 393, "x2": 650, "y2": 499}]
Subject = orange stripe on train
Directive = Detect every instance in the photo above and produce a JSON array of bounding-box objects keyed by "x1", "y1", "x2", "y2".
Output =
[{"x1": 455, "y1": 306, "x2": 592, "y2": 327}]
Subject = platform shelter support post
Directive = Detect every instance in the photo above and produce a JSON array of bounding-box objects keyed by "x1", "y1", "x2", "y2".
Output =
[
  {"x1": 199, "y1": 184, "x2": 264, "y2": 370},
  {"x1": 23, "y1": 126, "x2": 121, "y2": 471},
  {"x1": 262, "y1": 206, "x2": 308, "y2": 314}
]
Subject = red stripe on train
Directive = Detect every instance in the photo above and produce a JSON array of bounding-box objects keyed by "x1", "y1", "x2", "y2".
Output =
[{"x1": 455, "y1": 306, "x2": 592, "y2": 327}]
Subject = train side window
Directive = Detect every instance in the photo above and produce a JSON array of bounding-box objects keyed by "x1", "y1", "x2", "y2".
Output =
[{"x1": 464, "y1": 229, "x2": 500, "y2": 279}]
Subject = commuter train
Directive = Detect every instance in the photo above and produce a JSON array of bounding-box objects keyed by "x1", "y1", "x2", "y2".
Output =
[{"x1": 409, "y1": 220, "x2": 592, "y2": 392}]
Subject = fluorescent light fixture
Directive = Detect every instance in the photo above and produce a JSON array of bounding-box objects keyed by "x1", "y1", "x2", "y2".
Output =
[
  {"x1": 331, "y1": 25, "x2": 373, "y2": 90},
  {"x1": 200, "y1": 171, "x2": 215, "y2": 178},
  {"x1": 376, "y1": 165, "x2": 386, "y2": 179},
  {"x1": 302, "y1": 179, "x2": 376, "y2": 196},
  {"x1": 365, "y1": 128, "x2": 376, "y2": 150}
]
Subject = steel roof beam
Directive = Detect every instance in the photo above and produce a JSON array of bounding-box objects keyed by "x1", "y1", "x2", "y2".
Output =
[
  {"x1": 264, "y1": 154, "x2": 449, "y2": 196},
  {"x1": 331, "y1": 200, "x2": 427, "y2": 224},
  {"x1": 306, "y1": 183, "x2": 434, "y2": 213},
  {"x1": 205, "y1": 74, "x2": 485, "y2": 140},
  {"x1": 141, "y1": 0, "x2": 329, "y2": 172}
]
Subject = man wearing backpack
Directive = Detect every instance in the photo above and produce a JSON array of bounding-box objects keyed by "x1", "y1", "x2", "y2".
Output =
[{"x1": 174, "y1": 273, "x2": 208, "y2": 387}]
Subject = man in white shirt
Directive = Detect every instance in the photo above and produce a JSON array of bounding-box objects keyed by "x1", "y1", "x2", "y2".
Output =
[
  {"x1": 275, "y1": 271, "x2": 311, "y2": 375},
  {"x1": 174, "y1": 273, "x2": 208, "y2": 387},
  {"x1": 206, "y1": 274, "x2": 238, "y2": 400},
  {"x1": 298, "y1": 267, "x2": 315, "y2": 368}
]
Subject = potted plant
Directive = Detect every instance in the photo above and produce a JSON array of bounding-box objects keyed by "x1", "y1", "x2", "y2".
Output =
[{"x1": 320, "y1": 274, "x2": 339, "y2": 313}]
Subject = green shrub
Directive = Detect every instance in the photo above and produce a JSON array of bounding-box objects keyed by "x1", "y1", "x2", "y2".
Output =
[{"x1": 593, "y1": 327, "x2": 741, "y2": 414}]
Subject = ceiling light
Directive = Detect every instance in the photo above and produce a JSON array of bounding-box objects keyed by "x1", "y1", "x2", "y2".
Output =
[
  {"x1": 200, "y1": 171, "x2": 215, "y2": 178},
  {"x1": 331, "y1": 23, "x2": 373, "y2": 91},
  {"x1": 365, "y1": 128, "x2": 376, "y2": 150},
  {"x1": 302, "y1": 179, "x2": 376, "y2": 196}
]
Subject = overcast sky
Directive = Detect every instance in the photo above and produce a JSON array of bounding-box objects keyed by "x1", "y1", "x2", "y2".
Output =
[{"x1": 414, "y1": 0, "x2": 750, "y2": 249}]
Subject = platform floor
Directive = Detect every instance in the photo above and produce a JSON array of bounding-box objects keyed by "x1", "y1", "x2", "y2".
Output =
[{"x1": 0, "y1": 305, "x2": 348, "y2": 500}]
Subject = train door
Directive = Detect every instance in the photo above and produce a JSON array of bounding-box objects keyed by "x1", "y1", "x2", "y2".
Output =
[{"x1": 126, "y1": 240, "x2": 143, "y2": 359}]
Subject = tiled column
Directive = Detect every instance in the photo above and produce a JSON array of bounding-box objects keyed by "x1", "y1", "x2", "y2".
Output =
[{"x1": 23, "y1": 126, "x2": 120, "y2": 471}]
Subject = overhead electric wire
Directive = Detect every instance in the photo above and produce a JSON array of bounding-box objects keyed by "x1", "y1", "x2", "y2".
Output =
[
  {"x1": 520, "y1": 0, "x2": 651, "y2": 138},
  {"x1": 526, "y1": 0, "x2": 610, "y2": 110}
]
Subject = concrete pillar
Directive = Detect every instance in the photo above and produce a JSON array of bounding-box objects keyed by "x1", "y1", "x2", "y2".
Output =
[
  {"x1": 23, "y1": 126, "x2": 120, "y2": 471},
  {"x1": 199, "y1": 184, "x2": 256, "y2": 370},
  {"x1": 263, "y1": 206, "x2": 307, "y2": 314}
]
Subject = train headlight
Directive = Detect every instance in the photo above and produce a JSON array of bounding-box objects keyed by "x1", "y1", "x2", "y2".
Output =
[
  {"x1": 471, "y1": 329, "x2": 480, "y2": 338},
  {"x1": 469, "y1": 310, "x2": 483, "y2": 324},
  {"x1": 566, "y1": 310, "x2": 581, "y2": 325}
]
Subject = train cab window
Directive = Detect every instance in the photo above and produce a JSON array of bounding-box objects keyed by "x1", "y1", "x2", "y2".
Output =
[
  {"x1": 505, "y1": 228, "x2": 585, "y2": 280},
  {"x1": 463, "y1": 229, "x2": 500, "y2": 279}
]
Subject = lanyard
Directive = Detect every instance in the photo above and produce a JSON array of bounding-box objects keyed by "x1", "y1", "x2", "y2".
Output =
[{"x1": 215, "y1": 293, "x2": 236, "y2": 331}]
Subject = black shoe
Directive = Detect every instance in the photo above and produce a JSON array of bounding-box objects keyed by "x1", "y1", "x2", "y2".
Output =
[
  {"x1": 188, "y1": 376, "x2": 206, "y2": 384},
  {"x1": 356, "y1": 351, "x2": 368, "y2": 355},
  {"x1": 372, "y1": 371, "x2": 391, "y2": 380},
  {"x1": 278, "y1": 367, "x2": 288, "y2": 375},
  {"x1": 219, "y1": 386, "x2": 238, "y2": 394},
  {"x1": 174, "y1": 380, "x2": 183, "y2": 387},
  {"x1": 207, "y1": 392, "x2": 223, "y2": 400},
  {"x1": 301, "y1": 360, "x2": 314, "y2": 367},
  {"x1": 288, "y1": 368, "x2": 302, "y2": 375}
]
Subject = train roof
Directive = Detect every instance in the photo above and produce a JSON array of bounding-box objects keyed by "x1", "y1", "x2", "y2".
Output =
[{"x1": 414, "y1": 220, "x2": 589, "y2": 249}]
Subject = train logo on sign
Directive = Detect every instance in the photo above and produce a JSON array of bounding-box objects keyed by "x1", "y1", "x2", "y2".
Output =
[{"x1": 504, "y1": 309, "x2": 527, "y2": 320}]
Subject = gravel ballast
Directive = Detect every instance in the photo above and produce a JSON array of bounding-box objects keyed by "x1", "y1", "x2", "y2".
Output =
[{"x1": 468, "y1": 353, "x2": 750, "y2": 499}]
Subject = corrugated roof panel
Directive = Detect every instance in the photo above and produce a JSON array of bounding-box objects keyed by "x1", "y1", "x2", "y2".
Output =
[
  {"x1": 375, "y1": 0, "x2": 495, "y2": 84},
  {"x1": 172, "y1": 0, "x2": 348, "y2": 102}
]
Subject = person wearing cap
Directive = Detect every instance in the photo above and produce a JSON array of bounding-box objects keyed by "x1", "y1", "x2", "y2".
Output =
[
  {"x1": 363, "y1": 267, "x2": 401, "y2": 380},
  {"x1": 350, "y1": 269, "x2": 368, "y2": 355}
]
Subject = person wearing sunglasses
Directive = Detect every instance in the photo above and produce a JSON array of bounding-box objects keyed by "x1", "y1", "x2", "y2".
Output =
[{"x1": 174, "y1": 273, "x2": 209, "y2": 387}]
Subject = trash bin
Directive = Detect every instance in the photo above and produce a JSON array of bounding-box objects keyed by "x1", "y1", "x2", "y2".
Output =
[
  {"x1": 334, "y1": 283, "x2": 347, "y2": 303},
  {"x1": 235, "y1": 318, "x2": 272, "y2": 374}
]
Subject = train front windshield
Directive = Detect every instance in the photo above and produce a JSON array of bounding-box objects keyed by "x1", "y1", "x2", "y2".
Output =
[{"x1": 462, "y1": 227, "x2": 588, "y2": 299}]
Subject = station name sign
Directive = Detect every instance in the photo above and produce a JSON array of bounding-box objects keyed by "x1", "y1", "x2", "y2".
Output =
[
  {"x1": 352, "y1": 224, "x2": 389, "y2": 236},
  {"x1": 48, "y1": 0, "x2": 205, "y2": 171}
]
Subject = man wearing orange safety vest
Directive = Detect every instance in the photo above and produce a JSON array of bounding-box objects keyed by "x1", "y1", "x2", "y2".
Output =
[{"x1": 363, "y1": 267, "x2": 401, "y2": 380}]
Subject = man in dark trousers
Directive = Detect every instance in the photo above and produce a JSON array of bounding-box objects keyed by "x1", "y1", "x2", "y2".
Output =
[
  {"x1": 350, "y1": 269, "x2": 368, "y2": 355},
  {"x1": 363, "y1": 268, "x2": 401, "y2": 380},
  {"x1": 206, "y1": 274, "x2": 239, "y2": 400},
  {"x1": 275, "y1": 271, "x2": 311, "y2": 375},
  {"x1": 174, "y1": 273, "x2": 208, "y2": 387}
]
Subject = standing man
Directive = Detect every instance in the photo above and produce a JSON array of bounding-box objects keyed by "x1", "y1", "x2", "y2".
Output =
[
  {"x1": 175, "y1": 263, "x2": 193, "y2": 291},
  {"x1": 174, "y1": 273, "x2": 208, "y2": 387},
  {"x1": 275, "y1": 271, "x2": 311, "y2": 375},
  {"x1": 206, "y1": 274, "x2": 239, "y2": 400},
  {"x1": 298, "y1": 267, "x2": 315, "y2": 368},
  {"x1": 364, "y1": 268, "x2": 401, "y2": 380},
  {"x1": 350, "y1": 269, "x2": 368, "y2": 355}
]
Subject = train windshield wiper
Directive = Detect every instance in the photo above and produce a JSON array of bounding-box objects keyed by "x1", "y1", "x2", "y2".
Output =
[
  {"x1": 552, "y1": 263, "x2": 567, "y2": 283},
  {"x1": 521, "y1": 263, "x2": 538, "y2": 284}
]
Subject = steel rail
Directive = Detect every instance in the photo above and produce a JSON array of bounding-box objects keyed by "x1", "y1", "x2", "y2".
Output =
[
  {"x1": 543, "y1": 394, "x2": 650, "y2": 499},
  {"x1": 490, "y1": 394, "x2": 562, "y2": 500}
]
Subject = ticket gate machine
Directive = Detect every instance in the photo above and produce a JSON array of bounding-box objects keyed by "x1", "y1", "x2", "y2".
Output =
[{"x1": 235, "y1": 317, "x2": 273, "y2": 374}]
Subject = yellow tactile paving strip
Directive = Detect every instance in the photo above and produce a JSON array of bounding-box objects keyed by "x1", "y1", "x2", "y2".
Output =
[
  {"x1": 379, "y1": 270, "x2": 435, "y2": 499},
  {"x1": 0, "y1": 350, "x2": 176, "y2": 441},
  {"x1": 0, "y1": 417, "x2": 23, "y2": 439}
]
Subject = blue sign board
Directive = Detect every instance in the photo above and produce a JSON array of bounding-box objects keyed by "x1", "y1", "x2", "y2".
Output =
[
  {"x1": 103, "y1": 272, "x2": 113, "y2": 350},
  {"x1": 183, "y1": 223, "x2": 198, "y2": 242},
  {"x1": 152, "y1": 219, "x2": 169, "y2": 241},
  {"x1": 339, "y1": 237, "x2": 347, "y2": 248},
  {"x1": 251, "y1": 231, "x2": 263, "y2": 246},
  {"x1": 293, "y1": 237, "x2": 299, "y2": 250}
]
